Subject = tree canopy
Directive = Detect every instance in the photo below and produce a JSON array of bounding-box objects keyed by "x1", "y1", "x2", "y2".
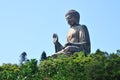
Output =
[{"x1": 0, "y1": 49, "x2": 120, "y2": 80}]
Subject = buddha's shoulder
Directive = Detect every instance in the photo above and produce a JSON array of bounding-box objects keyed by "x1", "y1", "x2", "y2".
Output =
[{"x1": 79, "y1": 24, "x2": 88, "y2": 30}]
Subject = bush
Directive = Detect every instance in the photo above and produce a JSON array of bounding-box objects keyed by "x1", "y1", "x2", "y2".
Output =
[{"x1": 0, "y1": 50, "x2": 120, "y2": 80}]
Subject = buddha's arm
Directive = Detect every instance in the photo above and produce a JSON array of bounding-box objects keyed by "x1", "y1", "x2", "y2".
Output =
[
  {"x1": 53, "y1": 33, "x2": 63, "y2": 52},
  {"x1": 64, "y1": 42, "x2": 86, "y2": 47},
  {"x1": 55, "y1": 41, "x2": 63, "y2": 52},
  {"x1": 72, "y1": 42, "x2": 86, "y2": 45}
]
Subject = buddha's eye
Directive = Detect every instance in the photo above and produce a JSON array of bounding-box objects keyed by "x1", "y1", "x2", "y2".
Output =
[{"x1": 66, "y1": 15, "x2": 72, "y2": 20}]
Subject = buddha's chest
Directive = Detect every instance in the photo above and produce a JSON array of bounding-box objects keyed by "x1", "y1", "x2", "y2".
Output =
[{"x1": 67, "y1": 28, "x2": 79, "y2": 42}]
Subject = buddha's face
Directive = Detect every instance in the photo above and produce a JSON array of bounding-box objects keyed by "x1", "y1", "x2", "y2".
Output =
[{"x1": 66, "y1": 14, "x2": 77, "y2": 27}]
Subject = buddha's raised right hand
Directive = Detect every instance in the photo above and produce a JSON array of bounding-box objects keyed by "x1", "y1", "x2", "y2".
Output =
[{"x1": 53, "y1": 33, "x2": 59, "y2": 44}]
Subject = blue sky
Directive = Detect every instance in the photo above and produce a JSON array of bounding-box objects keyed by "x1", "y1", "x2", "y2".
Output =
[{"x1": 0, "y1": 0, "x2": 120, "y2": 65}]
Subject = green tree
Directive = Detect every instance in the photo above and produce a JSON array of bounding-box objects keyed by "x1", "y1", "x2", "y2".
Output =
[
  {"x1": 0, "y1": 49, "x2": 120, "y2": 80},
  {"x1": 40, "y1": 51, "x2": 47, "y2": 61},
  {"x1": 19, "y1": 52, "x2": 28, "y2": 64}
]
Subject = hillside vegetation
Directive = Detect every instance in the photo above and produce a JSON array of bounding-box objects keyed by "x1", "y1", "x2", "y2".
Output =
[{"x1": 0, "y1": 49, "x2": 120, "y2": 80}]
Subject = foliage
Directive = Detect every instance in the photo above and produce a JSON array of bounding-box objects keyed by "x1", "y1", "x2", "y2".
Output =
[
  {"x1": 40, "y1": 51, "x2": 47, "y2": 61},
  {"x1": 0, "y1": 49, "x2": 120, "y2": 80},
  {"x1": 19, "y1": 52, "x2": 28, "y2": 64}
]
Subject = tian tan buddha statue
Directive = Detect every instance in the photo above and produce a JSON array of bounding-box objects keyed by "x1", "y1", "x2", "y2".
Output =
[{"x1": 53, "y1": 9, "x2": 91, "y2": 56}]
